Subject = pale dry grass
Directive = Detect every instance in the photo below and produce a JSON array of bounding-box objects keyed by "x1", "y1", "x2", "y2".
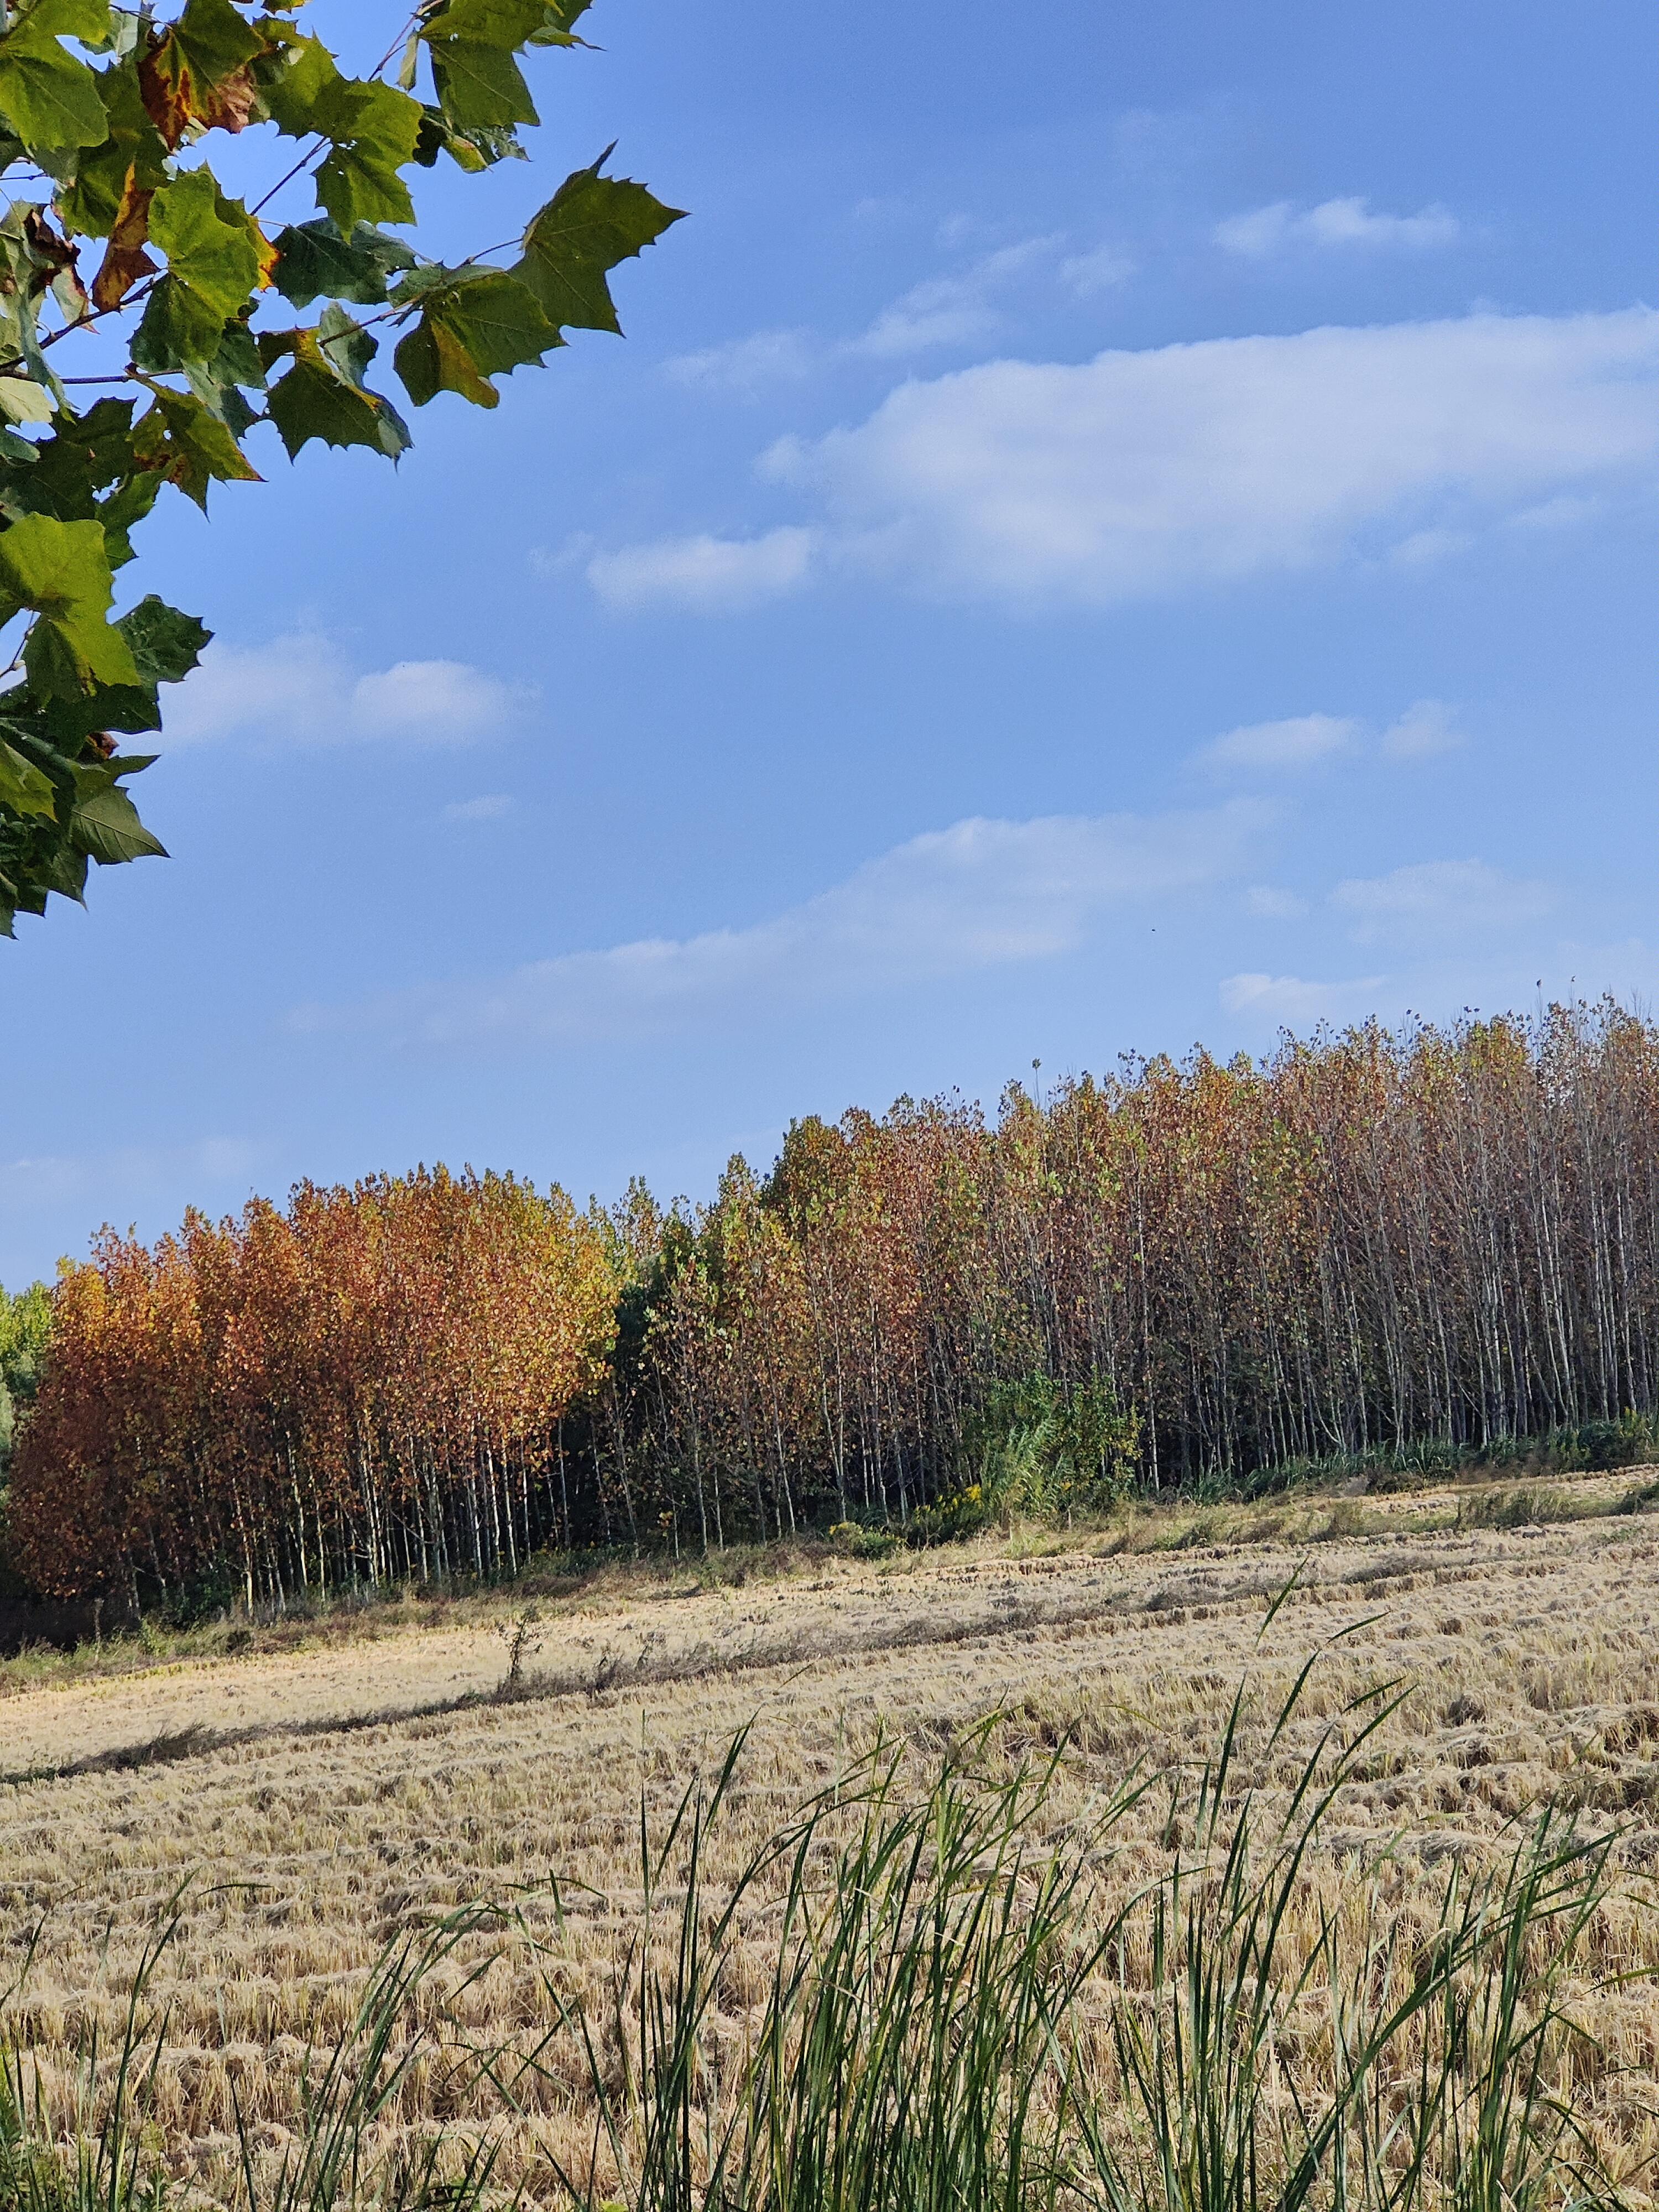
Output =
[{"x1": 3, "y1": 1469, "x2": 1658, "y2": 2205}]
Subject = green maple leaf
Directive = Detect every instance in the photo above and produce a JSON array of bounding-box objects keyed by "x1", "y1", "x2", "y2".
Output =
[
  {"x1": 67, "y1": 776, "x2": 165, "y2": 863},
  {"x1": 271, "y1": 216, "x2": 415, "y2": 307},
  {"x1": 418, "y1": 0, "x2": 546, "y2": 131},
  {"x1": 0, "y1": 0, "x2": 112, "y2": 151},
  {"x1": 392, "y1": 267, "x2": 556, "y2": 409},
  {"x1": 263, "y1": 314, "x2": 411, "y2": 459},
  {"x1": 132, "y1": 385, "x2": 261, "y2": 510},
  {"x1": 424, "y1": 0, "x2": 551, "y2": 40},
  {"x1": 312, "y1": 299, "x2": 380, "y2": 389},
  {"x1": 9, "y1": 0, "x2": 112, "y2": 37},
  {"x1": 413, "y1": 103, "x2": 525, "y2": 174},
  {"x1": 0, "y1": 512, "x2": 140, "y2": 696},
  {"x1": 0, "y1": 402, "x2": 171, "y2": 572},
  {"x1": 149, "y1": 170, "x2": 266, "y2": 318},
  {"x1": 312, "y1": 79, "x2": 422, "y2": 229},
  {"x1": 528, "y1": 0, "x2": 595, "y2": 45},
  {"x1": 182, "y1": 317, "x2": 265, "y2": 433},
  {"x1": 156, "y1": 0, "x2": 263, "y2": 86},
  {"x1": 134, "y1": 170, "x2": 269, "y2": 368},
  {"x1": 513, "y1": 155, "x2": 685, "y2": 335},
  {"x1": 50, "y1": 55, "x2": 170, "y2": 237},
  {"x1": 15, "y1": 591, "x2": 208, "y2": 745},
  {"x1": 254, "y1": 25, "x2": 340, "y2": 138},
  {"x1": 429, "y1": 40, "x2": 538, "y2": 132},
  {"x1": 0, "y1": 398, "x2": 137, "y2": 524},
  {"x1": 0, "y1": 734, "x2": 57, "y2": 820},
  {"x1": 119, "y1": 593, "x2": 210, "y2": 688}
]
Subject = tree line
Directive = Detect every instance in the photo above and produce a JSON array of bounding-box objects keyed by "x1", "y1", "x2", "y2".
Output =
[{"x1": 7, "y1": 998, "x2": 1657, "y2": 1609}]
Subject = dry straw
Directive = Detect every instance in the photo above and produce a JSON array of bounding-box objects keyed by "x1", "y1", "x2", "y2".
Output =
[{"x1": 1, "y1": 1658, "x2": 1646, "y2": 2212}]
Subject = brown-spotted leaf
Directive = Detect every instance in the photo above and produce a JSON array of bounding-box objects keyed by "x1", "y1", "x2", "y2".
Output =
[
  {"x1": 138, "y1": 0, "x2": 267, "y2": 151},
  {"x1": 21, "y1": 209, "x2": 78, "y2": 291},
  {"x1": 90, "y1": 173, "x2": 155, "y2": 312},
  {"x1": 198, "y1": 60, "x2": 258, "y2": 134}
]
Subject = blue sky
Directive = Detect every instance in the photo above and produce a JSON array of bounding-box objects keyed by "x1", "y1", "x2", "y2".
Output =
[{"x1": 3, "y1": 0, "x2": 1656, "y2": 1286}]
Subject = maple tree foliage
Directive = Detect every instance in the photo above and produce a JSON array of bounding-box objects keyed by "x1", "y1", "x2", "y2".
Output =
[{"x1": 0, "y1": 0, "x2": 682, "y2": 934}]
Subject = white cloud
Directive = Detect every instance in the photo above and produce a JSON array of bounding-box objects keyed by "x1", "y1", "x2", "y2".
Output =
[
  {"x1": 1061, "y1": 243, "x2": 1135, "y2": 296},
  {"x1": 1220, "y1": 971, "x2": 1386, "y2": 1023},
  {"x1": 746, "y1": 309, "x2": 1656, "y2": 607},
  {"x1": 444, "y1": 793, "x2": 513, "y2": 822},
  {"x1": 1217, "y1": 196, "x2": 1459, "y2": 255},
  {"x1": 1192, "y1": 700, "x2": 1464, "y2": 778},
  {"x1": 846, "y1": 240, "x2": 1054, "y2": 358},
  {"x1": 1333, "y1": 859, "x2": 1557, "y2": 943},
  {"x1": 304, "y1": 801, "x2": 1268, "y2": 1048},
  {"x1": 852, "y1": 276, "x2": 994, "y2": 357},
  {"x1": 666, "y1": 328, "x2": 813, "y2": 392},
  {"x1": 587, "y1": 526, "x2": 817, "y2": 613},
  {"x1": 161, "y1": 636, "x2": 533, "y2": 749},
  {"x1": 1509, "y1": 493, "x2": 1603, "y2": 533},
  {"x1": 1389, "y1": 525, "x2": 1477, "y2": 568},
  {"x1": 1380, "y1": 699, "x2": 1463, "y2": 760},
  {"x1": 352, "y1": 661, "x2": 515, "y2": 740},
  {"x1": 1198, "y1": 712, "x2": 1357, "y2": 773},
  {"x1": 1246, "y1": 885, "x2": 1308, "y2": 919}
]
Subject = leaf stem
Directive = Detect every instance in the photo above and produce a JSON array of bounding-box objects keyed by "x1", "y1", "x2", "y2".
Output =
[{"x1": 248, "y1": 141, "x2": 327, "y2": 221}]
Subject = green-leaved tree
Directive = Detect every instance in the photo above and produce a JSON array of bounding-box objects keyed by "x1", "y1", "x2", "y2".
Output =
[
  {"x1": 0, "y1": 1275, "x2": 50, "y2": 1470},
  {"x1": 0, "y1": 0, "x2": 682, "y2": 935}
]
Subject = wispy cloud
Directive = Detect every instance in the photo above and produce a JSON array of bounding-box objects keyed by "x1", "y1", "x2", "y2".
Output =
[
  {"x1": 1194, "y1": 700, "x2": 1465, "y2": 775},
  {"x1": 0, "y1": 1136, "x2": 260, "y2": 1222},
  {"x1": 1197, "y1": 713, "x2": 1358, "y2": 773},
  {"x1": 1333, "y1": 859, "x2": 1557, "y2": 943},
  {"x1": 1216, "y1": 196, "x2": 1459, "y2": 256},
  {"x1": 665, "y1": 327, "x2": 814, "y2": 393},
  {"x1": 587, "y1": 526, "x2": 817, "y2": 613},
  {"x1": 1061, "y1": 243, "x2": 1135, "y2": 296},
  {"x1": 844, "y1": 239, "x2": 1056, "y2": 358},
  {"x1": 301, "y1": 801, "x2": 1269, "y2": 1049},
  {"x1": 1220, "y1": 971, "x2": 1387, "y2": 1023},
  {"x1": 1246, "y1": 885, "x2": 1308, "y2": 920},
  {"x1": 1380, "y1": 700, "x2": 1464, "y2": 760},
  {"x1": 444, "y1": 794, "x2": 514, "y2": 822},
  {"x1": 162, "y1": 637, "x2": 534, "y2": 749},
  {"x1": 664, "y1": 236, "x2": 1115, "y2": 396},
  {"x1": 601, "y1": 309, "x2": 1654, "y2": 613}
]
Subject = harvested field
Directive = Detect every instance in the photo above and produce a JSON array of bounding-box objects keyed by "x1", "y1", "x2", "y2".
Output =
[{"x1": 3, "y1": 1468, "x2": 1659, "y2": 2205}]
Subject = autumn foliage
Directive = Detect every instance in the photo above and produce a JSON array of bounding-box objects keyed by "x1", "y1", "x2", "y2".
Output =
[
  {"x1": 10, "y1": 1000, "x2": 1659, "y2": 1605},
  {"x1": 9, "y1": 1167, "x2": 614, "y2": 1604}
]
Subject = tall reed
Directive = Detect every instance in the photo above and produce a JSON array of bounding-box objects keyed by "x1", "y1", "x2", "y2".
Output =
[{"x1": 0, "y1": 1684, "x2": 1635, "y2": 2212}]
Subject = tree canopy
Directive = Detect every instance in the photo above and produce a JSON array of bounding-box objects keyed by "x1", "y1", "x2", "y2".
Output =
[
  {"x1": 0, "y1": 0, "x2": 682, "y2": 936},
  {"x1": 0, "y1": 1274, "x2": 51, "y2": 1471}
]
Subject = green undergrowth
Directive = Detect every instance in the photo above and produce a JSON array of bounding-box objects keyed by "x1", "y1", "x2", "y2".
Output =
[
  {"x1": 4, "y1": 1442, "x2": 1657, "y2": 1699},
  {"x1": 1240, "y1": 1412, "x2": 1659, "y2": 1502}
]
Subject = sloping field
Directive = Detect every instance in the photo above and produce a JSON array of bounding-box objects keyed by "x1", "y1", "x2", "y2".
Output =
[{"x1": 3, "y1": 1472, "x2": 1658, "y2": 2202}]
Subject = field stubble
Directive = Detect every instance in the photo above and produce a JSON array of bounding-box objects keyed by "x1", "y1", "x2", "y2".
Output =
[{"x1": 2, "y1": 1468, "x2": 1658, "y2": 2207}]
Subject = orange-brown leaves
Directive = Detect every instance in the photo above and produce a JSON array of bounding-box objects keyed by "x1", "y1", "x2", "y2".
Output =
[
  {"x1": 11, "y1": 1167, "x2": 619, "y2": 1602},
  {"x1": 138, "y1": 11, "x2": 267, "y2": 154},
  {"x1": 196, "y1": 62, "x2": 257, "y2": 135},
  {"x1": 91, "y1": 174, "x2": 156, "y2": 312}
]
